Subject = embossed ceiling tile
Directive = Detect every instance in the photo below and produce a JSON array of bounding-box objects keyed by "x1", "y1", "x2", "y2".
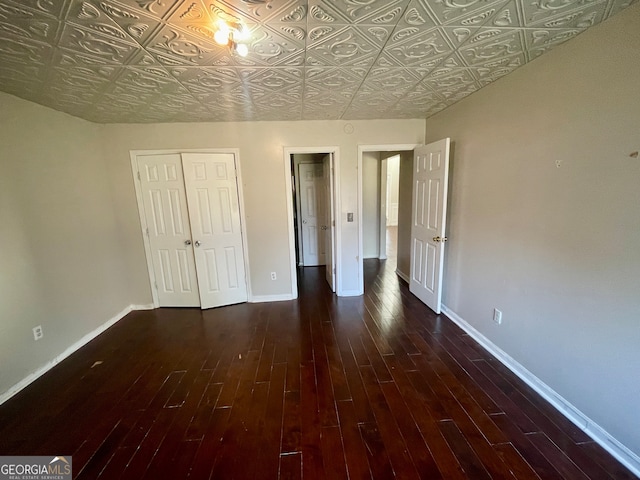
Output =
[
  {"x1": 519, "y1": 0, "x2": 606, "y2": 26},
  {"x1": 307, "y1": 0, "x2": 349, "y2": 24},
  {"x1": 424, "y1": 0, "x2": 508, "y2": 26},
  {"x1": 243, "y1": 24, "x2": 305, "y2": 66},
  {"x1": 458, "y1": 28, "x2": 524, "y2": 65},
  {"x1": 0, "y1": 62, "x2": 47, "y2": 85},
  {"x1": 114, "y1": 66, "x2": 190, "y2": 96},
  {"x1": 0, "y1": 14, "x2": 59, "y2": 44},
  {"x1": 57, "y1": 23, "x2": 140, "y2": 65},
  {"x1": 605, "y1": 0, "x2": 639, "y2": 17},
  {"x1": 348, "y1": 90, "x2": 399, "y2": 109},
  {"x1": 392, "y1": 1, "x2": 438, "y2": 30},
  {"x1": 164, "y1": 0, "x2": 212, "y2": 26},
  {"x1": 267, "y1": 22, "x2": 307, "y2": 43},
  {"x1": 385, "y1": 27, "x2": 452, "y2": 67},
  {"x1": 468, "y1": 52, "x2": 525, "y2": 84},
  {"x1": 304, "y1": 90, "x2": 352, "y2": 106},
  {"x1": 66, "y1": 0, "x2": 158, "y2": 46},
  {"x1": 423, "y1": 68, "x2": 476, "y2": 88},
  {"x1": 438, "y1": 80, "x2": 481, "y2": 100},
  {"x1": 304, "y1": 67, "x2": 364, "y2": 91},
  {"x1": 361, "y1": 68, "x2": 421, "y2": 94},
  {"x1": 438, "y1": 0, "x2": 521, "y2": 48},
  {"x1": 527, "y1": 1, "x2": 606, "y2": 29},
  {"x1": 104, "y1": 0, "x2": 177, "y2": 20},
  {"x1": 306, "y1": 26, "x2": 381, "y2": 67},
  {"x1": 41, "y1": 84, "x2": 98, "y2": 104},
  {"x1": 81, "y1": 0, "x2": 164, "y2": 44},
  {"x1": 48, "y1": 66, "x2": 118, "y2": 94},
  {"x1": 0, "y1": 34, "x2": 54, "y2": 66},
  {"x1": 213, "y1": 0, "x2": 303, "y2": 23},
  {"x1": 241, "y1": 67, "x2": 303, "y2": 92},
  {"x1": 145, "y1": 24, "x2": 219, "y2": 66},
  {"x1": 315, "y1": 0, "x2": 410, "y2": 24},
  {"x1": 2, "y1": 0, "x2": 65, "y2": 19},
  {"x1": 372, "y1": 51, "x2": 403, "y2": 67},
  {"x1": 120, "y1": 49, "x2": 160, "y2": 67},
  {"x1": 170, "y1": 66, "x2": 241, "y2": 93},
  {"x1": 253, "y1": 91, "x2": 300, "y2": 109},
  {"x1": 524, "y1": 28, "x2": 582, "y2": 59},
  {"x1": 356, "y1": 24, "x2": 395, "y2": 46},
  {"x1": 307, "y1": 24, "x2": 341, "y2": 44},
  {"x1": 198, "y1": 89, "x2": 253, "y2": 109},
  {"x1": 0, "y1": 70, "x2": 42, "y2": 101}
]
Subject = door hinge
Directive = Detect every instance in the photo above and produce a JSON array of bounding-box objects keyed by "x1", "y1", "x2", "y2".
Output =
[
  {"x1": 137, "y1": 171, "x2": 141, "y2": 181},
  {"x1": 145, "y1": 227, "x2": 149, "y2": 237},
  {"x1": 154, "y1": 282, "x2": 158, "y2": 290}
]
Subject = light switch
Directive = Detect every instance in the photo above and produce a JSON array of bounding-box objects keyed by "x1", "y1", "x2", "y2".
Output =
[{"x1": 347, "y1": 212, "x2": 354, "y2": 222}]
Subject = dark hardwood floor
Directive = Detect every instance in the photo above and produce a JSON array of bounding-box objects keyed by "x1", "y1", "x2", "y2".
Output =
[{"x1": 0, "y1": 259, "x2": 635, "y2": 479}]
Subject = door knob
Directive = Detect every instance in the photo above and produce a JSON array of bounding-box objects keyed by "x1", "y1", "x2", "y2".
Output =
[
  {"x1": 432, "y1": 236, "x2": 448, "y2": 243},
  {"x1": 302, "y1": 219, "x2": 307, "y2": 224},
  {"x1": 433, "y1": 236, "x2": 440, "y2": 242},
  {"x1": 194, "y1": 240, "x2": 201, "y2": 247},
  {"x1": 184, "y1": 240, "x2": 192, "y2": 246}
]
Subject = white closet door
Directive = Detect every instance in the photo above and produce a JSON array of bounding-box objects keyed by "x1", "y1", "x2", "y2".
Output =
[
  {"x1": 138, "y1": 154, "x2": 200, "y2": 307},
  {"x1": 181, "y1": 153, "x2": 248, "y2": 309},
  {"x1": 299, "y1": 163, "x2": 327, "y2": 266}
]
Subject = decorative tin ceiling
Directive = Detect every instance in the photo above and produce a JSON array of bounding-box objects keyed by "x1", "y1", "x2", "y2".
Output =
[{"x1": 0, "y1": 0, "x2": 635, "y2": 123}]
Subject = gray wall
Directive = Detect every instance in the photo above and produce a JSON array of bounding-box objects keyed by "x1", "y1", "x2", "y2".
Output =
[
  {"x1": 426, "y1": 3, "x2": 640, "y2": 460},
  {"x1": 0, "y1": 93, "x2": 130, "y2": 398},
  {"x1": 362, "y1": 151, "x2": 381, "y2": 258},
  {"x1": 396, "y1": 150, "x2": 415, "y2": 280}
]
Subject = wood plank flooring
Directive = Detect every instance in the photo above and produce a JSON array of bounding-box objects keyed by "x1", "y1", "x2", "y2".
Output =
[{"x1": 0, "y1": 259, "x2": 635, "y2": 479}]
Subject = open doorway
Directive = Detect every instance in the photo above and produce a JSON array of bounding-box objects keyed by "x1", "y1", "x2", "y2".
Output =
[
  {"x1": 284, "y1": 147, "x2": 338, "y2": 297},
  {"x1": 358, "y1": 145, "x2": 419, "y2": 294}
]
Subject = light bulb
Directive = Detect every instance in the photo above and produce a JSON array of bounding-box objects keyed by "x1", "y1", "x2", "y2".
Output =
[
  {"x1": 214, "y1": 28, "x2": 229, "y2": 46},
  {"x1": 236, "y1": 43, "x2": 248, "y2": 57},
  {"x1": 236, "y1": 25, "x2": 250, "y2": 41}
]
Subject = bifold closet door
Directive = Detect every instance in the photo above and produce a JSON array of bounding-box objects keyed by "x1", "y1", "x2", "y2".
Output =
[
  {"x1": 182, "y1": 153, "x2": 248, "y2": 309},
  {"x1": 138, "y1": 154, "x2": 200, "y2": 307}
]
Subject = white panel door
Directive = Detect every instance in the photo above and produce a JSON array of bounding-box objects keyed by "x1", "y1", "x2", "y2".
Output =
[
  {"x1": 299, "y1": 163, "x2": 326, "y2": 267},
  {"x1": 323, "y1": 155, "x2": 335, "y2": 291},
  {"x1": 181, "y1": 153, "x2": 248, "y2": 309},
  {"x1": 138, "y1": 154, "x2": 200, "y2": 307},
  {"x1": 409, "y1": 139, "x2": 450, "y2": 314}
]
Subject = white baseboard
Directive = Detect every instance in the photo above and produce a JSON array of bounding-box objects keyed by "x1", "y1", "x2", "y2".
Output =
[
  {"x1": 0, "y1": 304, "x2": 142, "y2": 406},
  {"x1": 131, "y1": 303, "x2": 155, "y2": 310},
  {"x1": 395, "y1": 269, "x2": 409, "y2": 283},
  {"x1": 249, "y1": 293, "x2": 296, "y2": 303},
  {"x1": 441, "y1": 305, "x2": 640, "y2": 477}
]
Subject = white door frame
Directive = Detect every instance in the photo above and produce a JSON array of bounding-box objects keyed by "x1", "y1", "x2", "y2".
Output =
[
  {"x1": 357, "y1": 144, "x2": 419, "y2": 295},
  {"x1": 284, "y1": 146, "x2": 340, "y2": 298},
  {"x1": 130, "y1": 148, "x2": 252, "y2": 307}
]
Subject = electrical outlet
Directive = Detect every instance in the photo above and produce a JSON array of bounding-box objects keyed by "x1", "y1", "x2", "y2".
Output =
[
  {"x1": 493, "y1": 309, "x2": 503, "y2": 325},
  {"x1": 33, "y1": 325, "x2": 43, "y2": 341},
  {"x1": 270, "y1": 272, "x2": 277, "y2": 280}
]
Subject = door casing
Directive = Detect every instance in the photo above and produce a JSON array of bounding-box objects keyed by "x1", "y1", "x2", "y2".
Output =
[
  {"x1": 284, "y1": 146, "x2": 340, "y2": 298},
  {"x1": 357, "y1": 144, "x2": 419, "y2": 296},
  {"x1": 131, "y1": 149, "x2": 251, "y2": 307}
]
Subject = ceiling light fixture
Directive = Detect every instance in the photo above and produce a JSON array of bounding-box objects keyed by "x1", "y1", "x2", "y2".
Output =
[{"x1": 214, "y1": 19, "x2": 249, "y2": 57}]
